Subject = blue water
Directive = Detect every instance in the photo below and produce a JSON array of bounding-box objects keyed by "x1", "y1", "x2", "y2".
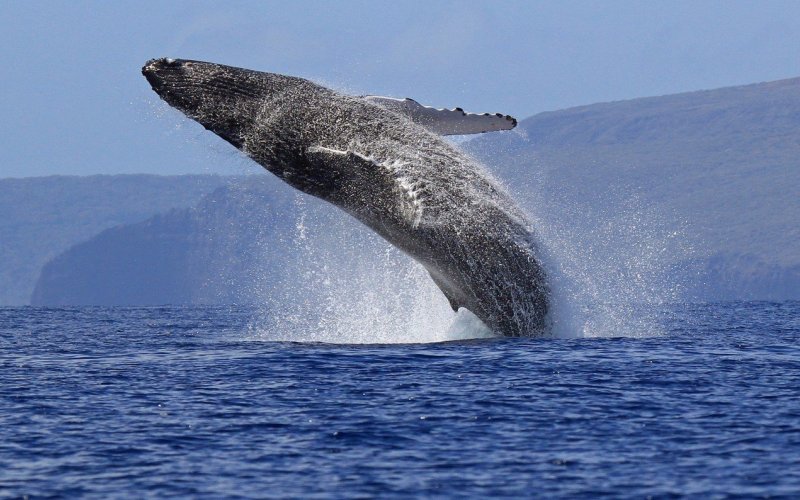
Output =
[{"x1": 1, "y1": 302, "x2": 799, "y2": 497}]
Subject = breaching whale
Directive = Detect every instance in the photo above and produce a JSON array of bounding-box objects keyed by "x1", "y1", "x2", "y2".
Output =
[{"x1": 142, "y1": 58, "x2": 548, "y2": 336}]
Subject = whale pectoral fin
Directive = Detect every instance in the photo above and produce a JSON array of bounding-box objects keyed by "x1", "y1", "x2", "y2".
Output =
[
  {"x1": 307, "y1": 145, "x2": 425, "y2": 228},
  {"x1": 307, "y1": 145, "x2": 360, "y2": 164},
  {"x1": 363, "y1": 96, "x2": 517, "y2": 136},
  {"x1": 305, "y1": 145, "x2": 377, "y2": 190},
  {"x1": 306, "y1": 146, "x2": 376, "y2": 176},
  {"x1": 428, "y1": 271, "x2": 462, "y2": 312}
]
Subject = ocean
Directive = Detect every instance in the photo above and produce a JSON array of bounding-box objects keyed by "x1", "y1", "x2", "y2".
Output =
[{"x1": 1, "y1": 302, "x2": 799, "y2": 497}]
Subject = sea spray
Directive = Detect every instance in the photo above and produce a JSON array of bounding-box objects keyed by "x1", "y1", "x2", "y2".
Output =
[
  {"x1": 247, "y1": 193, "x2": 494, "y2": 343},
  {"x1": 511, "y1": 163, "x2": 691, "y2": 339},
  {"x1": 191, "y1": 148, "x2": 688, "y2": 342},
  {"x1": 239, "y1": 152, "x2": 689, "y2": 342}
]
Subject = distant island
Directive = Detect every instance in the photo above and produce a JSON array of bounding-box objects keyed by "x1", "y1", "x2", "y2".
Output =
[
  {"x1": 4, "y1": 77, "x2": 798, "y2": 305},
  {"x1": 466, "y1": 76, "x2": 800, "y2": 301},
  {"x1": 0, "y1": 175, "x2": 234, "y2": 305}
]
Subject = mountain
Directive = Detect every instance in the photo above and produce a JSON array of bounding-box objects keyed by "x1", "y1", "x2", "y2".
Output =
[
  {"x1": 30, "y1": 177, "x2": 395, "y2": 307},
  {"x1": 28, "y1": 77, "x2": 800, "y2": 305},
  {"x1": 30, "y1": 178, "x2": 289, "y2": 305},
  {"x1": 466, "y1": 77, "x2": 800, "y2": 300},
  {"x1": 0, "y1": 175, "x2": 235, "y2": 305}
]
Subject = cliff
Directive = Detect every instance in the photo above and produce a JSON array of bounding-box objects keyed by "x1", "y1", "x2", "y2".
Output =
[{"x1": 0, "y1": 175, "x2": 234, "y2": 304}]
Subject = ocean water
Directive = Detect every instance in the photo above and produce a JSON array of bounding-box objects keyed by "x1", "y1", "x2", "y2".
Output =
[{"x1": 1, "y1": 302, "x2": 799, "y2": 497}]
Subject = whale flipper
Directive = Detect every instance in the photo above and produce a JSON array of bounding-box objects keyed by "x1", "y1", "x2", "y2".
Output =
[
  {"x1": 306, "y1": 146, "x2": 424, "y2": 227},
  {"x1": 308, "y1": 148, "x2": 463, "y2": 312},
  {"x1": 363, "y1": 96, "x2": 517, "y2": 136}
]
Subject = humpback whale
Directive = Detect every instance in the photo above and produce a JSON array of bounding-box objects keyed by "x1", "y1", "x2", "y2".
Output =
[{"x1": 142, "y1": 58, "x2": 548, "y2": 336}]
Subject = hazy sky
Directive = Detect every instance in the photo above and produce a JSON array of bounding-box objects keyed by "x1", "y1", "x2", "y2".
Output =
[{"x1": 2, "y1": 0, "x2": 799, "y2": 177}]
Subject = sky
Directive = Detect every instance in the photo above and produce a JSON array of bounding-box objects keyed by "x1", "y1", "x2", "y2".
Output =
[{"x1": 1, "y1": 0, "x2": 799, "y2": 178}]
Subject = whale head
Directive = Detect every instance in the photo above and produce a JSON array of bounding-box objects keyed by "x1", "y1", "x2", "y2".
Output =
[{"x1": 142, "y1": 58, "x2": 306, "y2": 151}]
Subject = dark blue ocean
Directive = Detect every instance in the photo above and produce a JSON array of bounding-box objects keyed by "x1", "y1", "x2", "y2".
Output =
[{"x1": 1, "y1": 302, "x2": 799, "y2": 498}]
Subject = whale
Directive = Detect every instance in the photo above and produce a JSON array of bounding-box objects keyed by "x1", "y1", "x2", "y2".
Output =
[{"x1": 142, "y1": 58, "x2": 549, "y2": 336}]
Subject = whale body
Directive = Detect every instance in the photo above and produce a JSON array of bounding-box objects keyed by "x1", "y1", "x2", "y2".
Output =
[{"x1": 142, "y1": 58, "x2": 548, "y2": 336}]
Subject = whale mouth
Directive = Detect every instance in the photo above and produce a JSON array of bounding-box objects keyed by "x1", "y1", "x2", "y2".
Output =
[
  {"x1": 142, "y1": 58, "x2": 187, "y2": 95},
  {"x1": 143, "y1": 57, "x2": 255, "y2": 149},
  {"x1": 142, "y1": 57, "x2": 265, "y2": 103}
]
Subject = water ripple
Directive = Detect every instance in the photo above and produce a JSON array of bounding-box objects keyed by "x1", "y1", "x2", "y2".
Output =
[{"x1": 1, "y1": 303, "x2": 799, "y2": 497}]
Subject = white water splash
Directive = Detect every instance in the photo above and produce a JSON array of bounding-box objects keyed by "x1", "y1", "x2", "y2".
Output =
[
  {"x1": 246, "y1": 195, "x2": 494, "y2": 344},
  {"x1": 240, "y1": 163, "x2": 689, "y2": 343},
  {"x1": 518, "y1": 175, "x2": 690, "y2": 339}
]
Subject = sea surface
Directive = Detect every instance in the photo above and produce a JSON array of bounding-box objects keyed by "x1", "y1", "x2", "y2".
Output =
[{"x1": 1, "y1": 302, "x2": 799, "y2": 498}]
